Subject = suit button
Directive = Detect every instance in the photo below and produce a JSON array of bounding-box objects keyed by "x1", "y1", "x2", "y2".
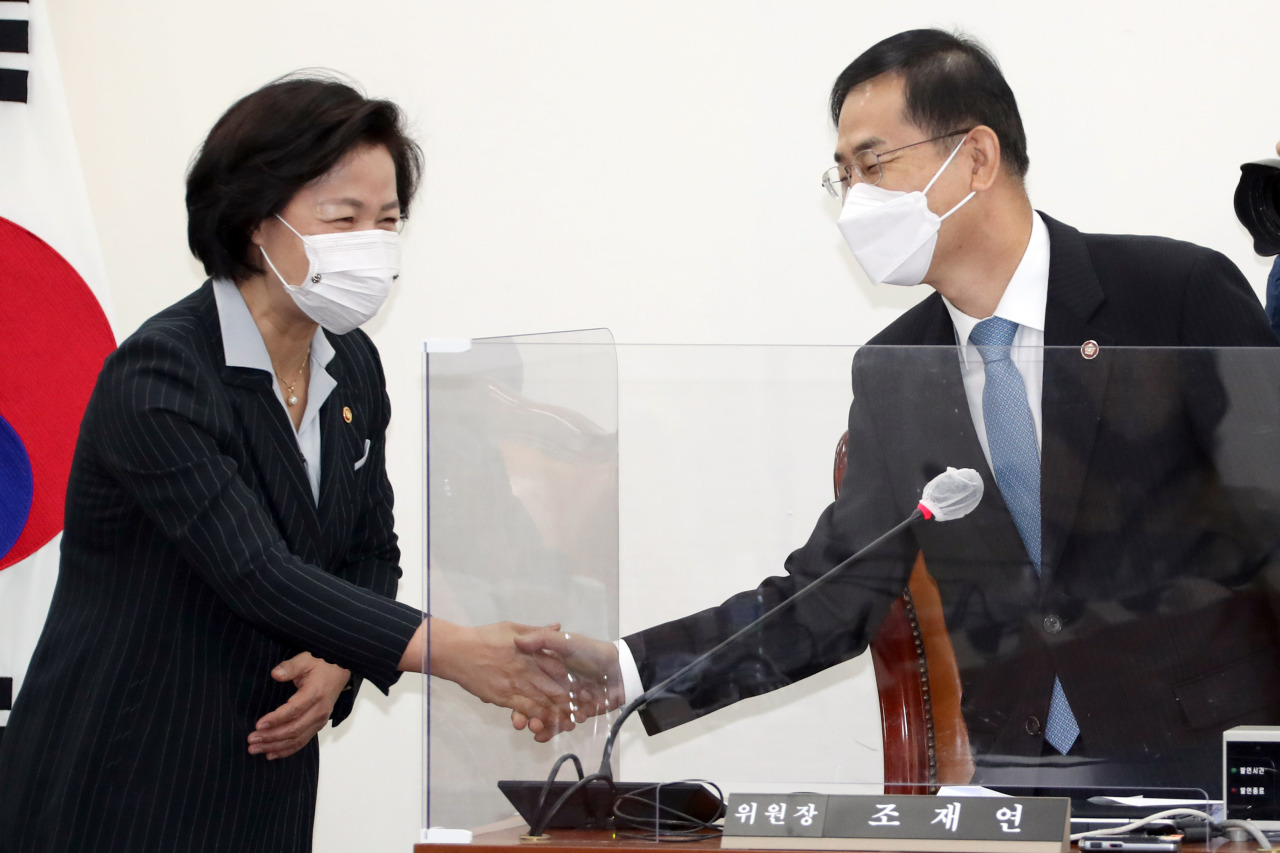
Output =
[
  {"x1": 1025, "y1": 716, "x2": 1042, "y2": 735},
  {"x1": 1043, "y1": 615, "x2": 1063, "y2": 634}
]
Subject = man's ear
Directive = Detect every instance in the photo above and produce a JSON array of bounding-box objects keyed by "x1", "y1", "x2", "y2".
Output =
[{"x1": 965, "y1": 125, "x2": 1003, "y2": 192}]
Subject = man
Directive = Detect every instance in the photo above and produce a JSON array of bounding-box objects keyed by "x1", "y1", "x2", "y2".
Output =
[{"x1": 520, "y1": 29, "x2": 1280, "y2": 794}]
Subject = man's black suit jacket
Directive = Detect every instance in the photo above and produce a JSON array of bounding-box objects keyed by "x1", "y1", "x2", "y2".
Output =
[
  {"x1": 0, "y1": 281, "x2": 423, "y2": 853},
  {"x1": 624, "y1": 215, "x2": 1280, "y2": 791}
]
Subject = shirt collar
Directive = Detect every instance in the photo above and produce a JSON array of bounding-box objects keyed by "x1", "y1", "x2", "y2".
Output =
[
  {"x1": 212, "y1": 278, "x2": 335, "y2": 372},
  {"x1": 941, "y1": 211, "x2": 1050, "y2": 365}
]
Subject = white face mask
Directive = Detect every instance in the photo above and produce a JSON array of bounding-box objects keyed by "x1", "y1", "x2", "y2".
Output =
[
  {"x1": 260, "y1": 215, "x2": 400, "y2": 334},
  {"x1": 836, "y1": 137, "x2": 975, "y2": 287}
]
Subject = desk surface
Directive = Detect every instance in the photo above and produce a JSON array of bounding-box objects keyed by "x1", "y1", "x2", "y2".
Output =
[{"x1": 413, "y1": 822, "x2": 1258, "y2": 853}]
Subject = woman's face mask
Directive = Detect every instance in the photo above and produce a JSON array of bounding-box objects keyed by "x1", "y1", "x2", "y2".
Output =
[{"x1": 260, "y1": 215, "x2": 400, "y2": 335}]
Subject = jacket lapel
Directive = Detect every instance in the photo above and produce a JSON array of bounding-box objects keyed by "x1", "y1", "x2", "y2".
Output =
[
  {"x1": 1038, "y1": 214, "x2": 1113, "y2": 580},
  {"x1": 316, "y1": 347, "x2": 362, "y2": 557},
  {"x1": 198, "y1": 285, "x2": 326, "y2": 564}
]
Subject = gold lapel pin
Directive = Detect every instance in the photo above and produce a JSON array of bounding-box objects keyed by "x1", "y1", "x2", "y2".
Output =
[
  {"x1": 1080, "y1": 340, "x2": 1099, "y2": 360},
  {"x1": 343, "y1": 406, "x2": 354, "y2": 423}
]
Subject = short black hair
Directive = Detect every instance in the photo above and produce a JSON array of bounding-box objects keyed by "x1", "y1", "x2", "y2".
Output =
[
  {"x1": 829, "y1": 29, "x2": 1029, "y2": 178},
  {"x1": 186, "y1": 71, "x2": 424, "y2": 282}
]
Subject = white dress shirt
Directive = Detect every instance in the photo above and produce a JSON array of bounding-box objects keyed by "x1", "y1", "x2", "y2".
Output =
[
  {"x1": 213, "y1": 278, "x2": 336, "y2": 503},
  {"x1": 614, "y1": 213, "x2": 1053, "y2": 704},
  {"x1": 941, "y1": 210, "x2": 1050, "y2": 465}
]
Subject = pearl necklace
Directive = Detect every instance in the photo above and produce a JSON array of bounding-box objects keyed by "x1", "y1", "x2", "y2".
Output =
[{"x1": 274, "y1": 345, "x2": 311, "y2": 407}]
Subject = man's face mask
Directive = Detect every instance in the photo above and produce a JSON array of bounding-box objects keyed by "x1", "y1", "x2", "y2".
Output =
[{"x1": 836, "y1": 136, "x2": 974, "y2": 287}]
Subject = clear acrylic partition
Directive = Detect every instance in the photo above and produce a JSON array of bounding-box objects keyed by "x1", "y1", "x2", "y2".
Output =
[
  {"x1": 423, "y1": 336, "x2": 1280, "y2": 836},
  {"x1": 422, "y1": 329, "x2": 620, "y2": 833}
]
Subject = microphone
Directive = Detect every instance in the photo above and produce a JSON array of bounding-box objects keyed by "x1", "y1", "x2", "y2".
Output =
[
  {"x1": 518, "y1": 467, "x2": 984, "y2": 836},
  {"x1": 595, "y1": 465, "x2": 984, "y2": 776},
  {"x1": 918, "y1": 466, "x2": 984, "y2": 520}
]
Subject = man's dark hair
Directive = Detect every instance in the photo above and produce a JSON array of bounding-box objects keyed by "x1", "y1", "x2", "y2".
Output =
[
  {"x1": 186, "y1": 72, "x2": 424, "y2": 282},
  {"x1": 829, "y1": 29, "x2": 1029, "y2": 178}
]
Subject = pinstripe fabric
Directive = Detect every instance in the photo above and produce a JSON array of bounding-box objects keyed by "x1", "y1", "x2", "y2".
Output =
[{"x1": 0, "y1": 280, "x2": 423, "y2": 852}]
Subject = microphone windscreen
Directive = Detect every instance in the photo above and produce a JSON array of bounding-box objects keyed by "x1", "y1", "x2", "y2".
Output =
[{"x1": 919, "y1": 466, "x2": 984, "y2": 521}]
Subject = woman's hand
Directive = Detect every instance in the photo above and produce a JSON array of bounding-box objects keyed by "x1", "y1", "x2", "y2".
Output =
[
  {"x1": 248, "y1": 652, "x2": 351, "y2": 760},
  {"x1": 406, "y1": 618, "x2": 586, "y2": 743}
]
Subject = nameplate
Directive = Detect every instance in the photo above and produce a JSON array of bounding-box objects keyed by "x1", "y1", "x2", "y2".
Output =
[{"x1": 721, "y1": 793, "x2": 1069, "y2": 853}]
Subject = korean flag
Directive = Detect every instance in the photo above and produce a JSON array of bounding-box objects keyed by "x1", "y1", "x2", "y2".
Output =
[{"x1": 0, "y1": 0, "x2": 116, "y2": 739}]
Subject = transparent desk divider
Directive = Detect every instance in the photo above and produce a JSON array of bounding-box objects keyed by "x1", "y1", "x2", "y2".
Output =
[
  {"x1": 423, "y1": 336, "x2": 1280, "y2": 837},
  {"x1": 423, "y1": 329, "x2": 619, "y2": 832}
]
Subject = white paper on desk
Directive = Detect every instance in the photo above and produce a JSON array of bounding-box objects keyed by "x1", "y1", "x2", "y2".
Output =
[
  {"x1": 1088, "y1": 796, "x2": 1214, "y2": 807},
  {"x1": 936, "y1": 787, "x2": 1224, "y2": 821},
  {"x1": 937, "y1": 785, "x2": 1012, "y2": 798},
  {"x1": 1089, "y1": 796, "x2": 1224, "y2": 821}
]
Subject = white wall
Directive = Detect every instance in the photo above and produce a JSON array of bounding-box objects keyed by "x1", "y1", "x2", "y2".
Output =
[{"x1": 45, "y1": 1, "x2": 1280, "y2": 850}]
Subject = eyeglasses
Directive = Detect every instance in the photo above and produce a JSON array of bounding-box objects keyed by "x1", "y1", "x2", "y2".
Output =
[{"x1": 822, "y1": 128, "x2": 973, "y2": 200}]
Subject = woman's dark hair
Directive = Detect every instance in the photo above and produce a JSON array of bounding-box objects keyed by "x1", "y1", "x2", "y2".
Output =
[
  {"x1": 186, "y1": 72, "x2": 424, "y2": 282},
  {"x1": 829, "y1": 29, "x2": 1029, "y2": 178}
]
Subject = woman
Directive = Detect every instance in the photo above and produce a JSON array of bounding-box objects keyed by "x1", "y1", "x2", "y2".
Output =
[{"x1": 0, "y1": 74, "x2": 570, "y2": 852}]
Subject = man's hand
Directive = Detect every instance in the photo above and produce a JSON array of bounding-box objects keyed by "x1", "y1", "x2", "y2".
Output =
[
  {"x1": 248, "y1": 652, "x2": 351, "y2": 760},
  {"x1": 509, "y1": 628, "x2": 625, "y2": 734}
]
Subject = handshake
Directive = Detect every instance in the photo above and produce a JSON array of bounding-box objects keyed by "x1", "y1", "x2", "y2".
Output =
[{"x1": 434, "y1": 620, "x2": 624, "y2": 743}]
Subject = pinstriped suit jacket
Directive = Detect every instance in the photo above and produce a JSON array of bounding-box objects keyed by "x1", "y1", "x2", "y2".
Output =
[{"x1": 0, "y1": 280, "x2": 423, "y2": 853}]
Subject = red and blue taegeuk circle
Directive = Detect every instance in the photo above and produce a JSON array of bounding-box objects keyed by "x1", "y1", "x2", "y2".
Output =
[{"x1": 0, "y1": 216, "x2": 115, "y2": 570}]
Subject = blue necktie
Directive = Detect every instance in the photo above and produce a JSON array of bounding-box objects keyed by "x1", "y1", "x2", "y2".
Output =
[{"x1": 970, "y1": 317, "x2": 1079, "y2": 755}]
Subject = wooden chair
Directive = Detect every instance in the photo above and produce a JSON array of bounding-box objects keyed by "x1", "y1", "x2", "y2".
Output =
[{"x1": 833, "y1": 431, "x2": 974, "y2": 795}]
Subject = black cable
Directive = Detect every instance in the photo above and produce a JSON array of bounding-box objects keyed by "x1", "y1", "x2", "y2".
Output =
[
  {"x1": 612, "y1": 779, "x2": 727, "y2": 842},
  {"x1": 528, "y1": 753, "x2": 586, "y2": 836},
  {"x1": 529, "y1": 773, "x2": 616, "y2": 838}
]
